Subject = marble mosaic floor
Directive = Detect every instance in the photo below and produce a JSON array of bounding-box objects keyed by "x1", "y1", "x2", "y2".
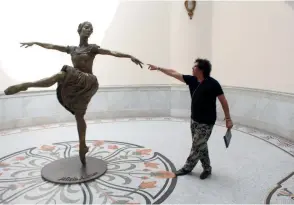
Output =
[{"x1": 0, "y1": 117, "x2": 293, "y2": 204}]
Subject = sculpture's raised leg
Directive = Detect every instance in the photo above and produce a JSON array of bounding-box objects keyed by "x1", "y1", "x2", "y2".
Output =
[
  {"x1": 4, "y1": 70, "x2": 89, "y2": 165},
  {"x1": 4, "y1": 71, "x2": 65, "y2": 95}
]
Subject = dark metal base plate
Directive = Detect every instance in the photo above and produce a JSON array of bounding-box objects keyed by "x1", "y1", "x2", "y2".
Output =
[{"x1": 41, "y1": 156, "x2": 107, "y2": 184}]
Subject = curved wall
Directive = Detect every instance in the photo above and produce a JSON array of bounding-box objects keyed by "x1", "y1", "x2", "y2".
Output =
[
  {"x1": 0, "y1": 1, "x2": 293, "y2": 142},
  {"x1": 1, "y1": 86, "x2": 293, "y2": 142},
  {"x1": 1, "y1": 1, "x2": 293, "y2": 93},
  {"x1": 211, "y1": 1, "x2": 294, "y2": 93},
  {"x1": 0, "y1": 1, "x2": 212, "y2": 90}
]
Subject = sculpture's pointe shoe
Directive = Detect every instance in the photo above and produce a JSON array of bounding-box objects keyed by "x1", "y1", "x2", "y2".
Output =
[
  {"x1": 4, "y1": 84, "x2": 28, "y2": 95},
  {"x1": 79, "y1": 146, "x2": 89, "y2": 166}
]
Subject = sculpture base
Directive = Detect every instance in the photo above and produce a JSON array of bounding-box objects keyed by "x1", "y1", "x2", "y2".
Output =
[{"x1": 41, "y1": 156, "x2": 107, "y2": 184}]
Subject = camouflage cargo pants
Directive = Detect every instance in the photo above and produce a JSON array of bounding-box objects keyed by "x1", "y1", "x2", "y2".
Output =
[{"x1": 183, "y1": 119, "x2": 214, "y2": 172}]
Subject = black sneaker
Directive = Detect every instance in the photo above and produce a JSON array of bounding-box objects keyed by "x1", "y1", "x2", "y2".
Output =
[
  {"x1": 174, "y1": 168, "x2": 191, "y2": 176},
  {"x1": 199, "y1": 170, "x2": 211, "y2": 180}
]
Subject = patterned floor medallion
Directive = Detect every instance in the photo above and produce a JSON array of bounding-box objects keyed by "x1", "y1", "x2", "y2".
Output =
[
  {"x1": 266, "y1": 172, "x2": 294, "y2": 204},
  {"x1": 0, "y1": 140, "x2": 177, "y2": 204}
]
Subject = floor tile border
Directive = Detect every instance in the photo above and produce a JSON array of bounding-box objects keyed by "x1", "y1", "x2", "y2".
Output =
[{"x1": 0, "y1": 117, "x2": 293, "y2": 158}]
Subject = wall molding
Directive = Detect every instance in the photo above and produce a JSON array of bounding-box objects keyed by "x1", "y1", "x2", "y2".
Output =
[
  {"x1": 1, "y1": 85, "x2": 293, "y2": 142},
  {"x1": 2, "y1": 84, "x2": 294, "y2": 97}
]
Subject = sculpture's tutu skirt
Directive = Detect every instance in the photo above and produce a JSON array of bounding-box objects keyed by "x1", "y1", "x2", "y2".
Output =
[{"x1": 56, "y1": 65, "x2": 99, "y2": 115}]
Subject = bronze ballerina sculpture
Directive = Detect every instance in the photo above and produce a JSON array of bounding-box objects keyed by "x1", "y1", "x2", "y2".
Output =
[{"x1": 4, "y1": 21, "x2": 144, "y2": 165}]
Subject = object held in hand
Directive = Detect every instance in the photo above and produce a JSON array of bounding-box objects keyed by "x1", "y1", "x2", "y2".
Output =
[{"x1": 224, "y1": 129, "x2": 232, "y2": 148}]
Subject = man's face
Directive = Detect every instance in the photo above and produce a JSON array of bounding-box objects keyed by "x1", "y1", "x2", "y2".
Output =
[{"x1": 192, "y1": 64, "x2": 200, "y2": 77}]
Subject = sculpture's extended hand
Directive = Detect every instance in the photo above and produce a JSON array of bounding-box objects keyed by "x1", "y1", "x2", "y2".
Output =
[
  {"x1": 131, "y1": 57, "x2": 143, "y2": 68},
  {"x1": 20, "y1": 42, "x2": 34, "y2": 48}
]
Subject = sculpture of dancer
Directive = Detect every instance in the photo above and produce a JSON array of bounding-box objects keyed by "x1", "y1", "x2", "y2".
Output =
[{"x1": 4, "y1": 21, "x2": 143, "y2": 165}]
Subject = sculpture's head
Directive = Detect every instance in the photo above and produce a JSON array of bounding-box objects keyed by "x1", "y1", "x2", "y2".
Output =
[{"x1": 78, "y1": 21, "x2": 93, "y2": 38}]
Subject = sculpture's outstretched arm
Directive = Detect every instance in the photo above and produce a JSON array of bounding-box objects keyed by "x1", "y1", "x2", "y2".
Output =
[
  {"x1": 98, "y1": 48, "x2": 132, "y2": 58},
  {"x1": 93, "y1": 46, "x2": 143, "y2": 68},
  {"x1": 20, "y1": 42, "x2": 68, "y2": 53}
]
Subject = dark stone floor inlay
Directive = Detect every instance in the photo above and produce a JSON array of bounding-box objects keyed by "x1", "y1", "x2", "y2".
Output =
[
  {"x1": 0, "y1": 140, "x2": 177, "y2": 204},
  {"x1": 266, "y1": 172, "x2": 294, "y2": 204}
]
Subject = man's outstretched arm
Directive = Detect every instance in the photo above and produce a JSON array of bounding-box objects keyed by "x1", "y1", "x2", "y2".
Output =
[{"x1": 147, "y1": 64, "x2": 185, "y2": 83}]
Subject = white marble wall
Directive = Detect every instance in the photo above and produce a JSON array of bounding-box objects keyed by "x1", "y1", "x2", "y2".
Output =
[
  {"x1": 0, "y1": 86, "x2": 171, "y2": 130},
  {"x1": 1, "y1": 85, "x2": 293, "y2": 142},
  {"x1": 216, "y1": 87, "x2": 294, "y2": 142}
]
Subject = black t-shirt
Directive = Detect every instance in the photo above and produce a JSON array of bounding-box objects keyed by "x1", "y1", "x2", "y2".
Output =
[{"x1": 183, "y1": 75, "x2": 224, "y2": 125}]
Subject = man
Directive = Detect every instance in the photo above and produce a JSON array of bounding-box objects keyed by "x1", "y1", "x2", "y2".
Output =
[{"x1": 147, "y1": 58, "x2": 233, "y2": 179}]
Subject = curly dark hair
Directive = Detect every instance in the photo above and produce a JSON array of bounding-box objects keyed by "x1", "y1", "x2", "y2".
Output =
[{"x1": 195, "y1": 58, "x2": 211, "y2": 78}]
